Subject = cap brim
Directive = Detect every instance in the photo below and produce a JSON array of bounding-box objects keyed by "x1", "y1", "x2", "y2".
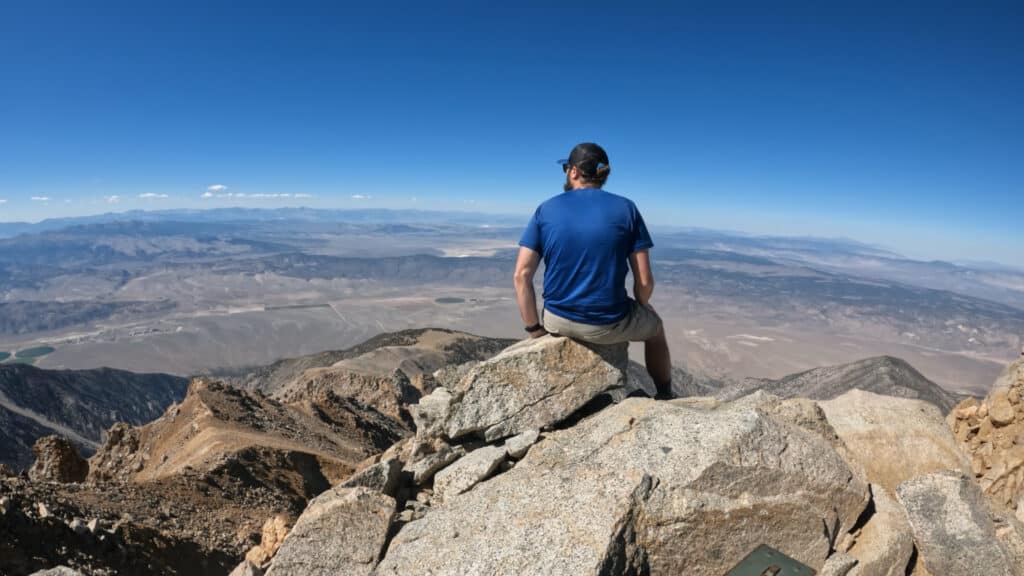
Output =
[{"x1": 556, "y1": 159, "x2": 569, "y2": 165}]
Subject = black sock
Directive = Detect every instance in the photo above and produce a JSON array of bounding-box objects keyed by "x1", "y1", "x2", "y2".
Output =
[{"x1": 655, "y1": 381, "x2": 673, "y2": 398}]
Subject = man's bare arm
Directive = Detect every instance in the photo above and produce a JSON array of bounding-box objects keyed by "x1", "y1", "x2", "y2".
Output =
[
  {"x1": 513, "y1": 246, "x2": 546, "y2": 336},
  {"x1": 629, "y1": 249, "x2": 655, "y2": 306}
]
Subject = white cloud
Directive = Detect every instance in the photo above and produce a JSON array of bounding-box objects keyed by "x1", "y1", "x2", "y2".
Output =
[
  {"x1": 207, "y1": 184, "x2": 228, "y2": 192},
  {"x1": 105, "y1": 195, "x2": 120, "y2": 203},
  {"x1": 0, "y1": 199, "x2": 7, "y2": 204},
  {"x1": 31, "y1": 196, "x2": 50, "y2": 201},
  {"x1": 351, "y1": 194, "x2": 372, "y2": 200},
  {"x1": 200, "y1": 190, "x2": 313, "y2": 200},
  {"x1": 138, "y1": 193, "x2": 169, "y2": 199},
  {"x1": 64, "y1": 199, "x2": 73, "y2": 204}
]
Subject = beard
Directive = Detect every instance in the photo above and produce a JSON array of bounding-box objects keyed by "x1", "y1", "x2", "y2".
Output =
[{"x1": 563, "y1": 173, "x2": 572, "y2": 192}]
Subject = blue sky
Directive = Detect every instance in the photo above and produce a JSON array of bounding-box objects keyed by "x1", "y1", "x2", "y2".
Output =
[{"x1": 1, "y1": 1, "x2": 1021, "y2": 265}]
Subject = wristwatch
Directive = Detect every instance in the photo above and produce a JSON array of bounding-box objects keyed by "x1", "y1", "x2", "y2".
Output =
[{"x1": 524, "y1": 323, "x2": 543, "y2": 333}]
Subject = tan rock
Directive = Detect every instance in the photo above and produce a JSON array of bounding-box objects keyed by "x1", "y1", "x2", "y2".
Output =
[
  {"x1": 957, "y1": 405, "x2": 979, "y2": 419},
  {"x1": 991, "y1": 392, "x2": 1016, "y2": 427},
  {"x1": 819, "y1": 389, "x2": 969, "y2": 495},
  {"x1": 244, "y1": 514, "x2": 292, "y2": 567},
  {"x1": 28, "y1": 436, "x2": 88, "y2": 483}
]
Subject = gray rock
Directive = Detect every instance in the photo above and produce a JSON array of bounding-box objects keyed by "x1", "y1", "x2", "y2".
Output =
[
  {"x1": 820, "y1": 553, "x2": 858, "y2": 576},
  {"x1": 376, "y1": 397, "x2": 868, "y2": 575},
  {"x1": 441, "y1": 336, "x2": 628, "y2": 442},
  {"x1": 409, "y1": 387, "x2": 453, "y2": 438},
  {"x1": 896, "y1": 471, "x2": 1019, "y2": 576},
  {"x1": 504, "y1": 429, "x2": 540, "y2": 459},
  {"x1": 819, "y1": 390, "x2": 969, "y2": 495},
  {"x1": 265, "y1": 486, "x2": 395, "y2": 576},
  {"x1": 432, "y1": 361, "x2": 479, "y2": 390},
  {"x1": 719, "y1": 356, "x2": 962, "y2": 413},
  {"x1": 433, "y1": 445, "x2": 508, "y2": 502},
  {"x1": 341, "y1": 457, "x2": 402, "y2": 497},
  {"x1": 405, "y1": 443, "x2": 465, "y2": 485},
  {"x1": 846, "y1": 486, "x2": 914, "y2": 576}
]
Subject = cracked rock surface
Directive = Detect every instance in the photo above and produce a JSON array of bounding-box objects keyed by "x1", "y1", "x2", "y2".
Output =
[
  {"x1": 438, "y1": 335, "x2": 629, "y2": 442},
  {"x1": 375, "y1": 396, "x2": 869, "y2": 575}
]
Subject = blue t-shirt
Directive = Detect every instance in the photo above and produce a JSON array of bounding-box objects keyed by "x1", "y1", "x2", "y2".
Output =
[{"x1": 519, "y1": 187, "x2": 653, "y2": 325}]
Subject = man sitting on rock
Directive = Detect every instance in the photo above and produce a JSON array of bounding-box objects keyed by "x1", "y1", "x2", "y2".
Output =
[{"x1": 514, "y1": 142, "x2": 673, "y2": 399}]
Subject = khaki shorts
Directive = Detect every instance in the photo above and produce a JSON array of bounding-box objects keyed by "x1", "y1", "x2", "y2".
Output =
[{"x1": 542, "y1": 301, "x2": 663, "y2": 345}]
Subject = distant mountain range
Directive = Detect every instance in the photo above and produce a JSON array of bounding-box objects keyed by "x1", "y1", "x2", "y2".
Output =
[{"x1": 0, "y1": 207, "x2": 528, "y2": 238}]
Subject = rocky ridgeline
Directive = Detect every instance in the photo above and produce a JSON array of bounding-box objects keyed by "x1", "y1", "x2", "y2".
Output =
[
  {"x1": 949, "y1": 358, "x2": 1024, "y2": 516},
  {"x1": 239, "y1": 336, "x2": 1024, "y2": 576},
  {"x1": 8, "y1": 332, "x2": 1024, "y2": 576}
]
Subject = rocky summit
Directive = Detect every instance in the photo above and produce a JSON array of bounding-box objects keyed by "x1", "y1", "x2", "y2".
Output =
[{"x1": 5, "y1": 329, "x2": 1024, "y2": 576}]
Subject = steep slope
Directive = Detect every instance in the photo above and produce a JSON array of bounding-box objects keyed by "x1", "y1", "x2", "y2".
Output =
[
  {"x1": 9, "y1": 377, "x2": 409, "y2": 575},
  {"x1": 717, "y1": 355, "x2": 962, "y2": 412},
  {"x1": 88, "y1": 378, "x2": 405, "y2": 491},
  {"x1": 0, "y1": 364, "x2": 188, "y2": 471}
]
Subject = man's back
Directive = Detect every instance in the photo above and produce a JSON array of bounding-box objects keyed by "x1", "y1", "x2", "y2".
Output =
[{"x1": 519, "y1": 187, "x2": 652, "y2": 325}]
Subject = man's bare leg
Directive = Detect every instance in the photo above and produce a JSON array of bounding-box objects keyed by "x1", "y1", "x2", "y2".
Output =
[{"x1": 645, "y1": 326, "x2": 672, "y2": 398}]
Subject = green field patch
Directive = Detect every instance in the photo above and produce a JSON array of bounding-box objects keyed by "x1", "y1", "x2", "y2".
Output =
[
  {"x1": 435, "y1": 297, "x2": 466, "y2": 304},
  {"x1": 14, "y1": 346, "x2": 56, "y2": 359},
  {"x1": 0, "y1": 351, "x2": 9, "y2": 362}
]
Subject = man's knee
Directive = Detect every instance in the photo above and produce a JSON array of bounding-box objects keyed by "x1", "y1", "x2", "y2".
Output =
[{"x1": 645, "y1": 319, "x2": 666, "y2": 344}]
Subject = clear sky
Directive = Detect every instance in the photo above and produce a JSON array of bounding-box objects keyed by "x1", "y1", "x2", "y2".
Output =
[{"x1": 1, "y1": 1, "x2": 1021, "y2": 266}]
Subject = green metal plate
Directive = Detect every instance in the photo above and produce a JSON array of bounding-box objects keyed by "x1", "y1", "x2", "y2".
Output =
[{"x1": 726, "y1": 544, "x2": 816, "y2": 576}]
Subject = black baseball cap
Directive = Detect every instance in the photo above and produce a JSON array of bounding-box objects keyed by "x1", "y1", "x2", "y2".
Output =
[{"x1": 557, "y1": 142, "x2": 609, "y2": 176}]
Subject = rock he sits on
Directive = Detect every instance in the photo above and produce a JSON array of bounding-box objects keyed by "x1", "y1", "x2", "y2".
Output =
[{"x1": 422, "y1": 335, "x2": 628, "y2": 443}]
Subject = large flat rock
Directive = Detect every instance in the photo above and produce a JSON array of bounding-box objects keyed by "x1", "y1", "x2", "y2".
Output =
[
  {"x1": 438, "y1": 335, "x2": 628, "y2": 442},
  {"x1": 375, "y1": 397, "x2": 868, "y2": 575}
]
